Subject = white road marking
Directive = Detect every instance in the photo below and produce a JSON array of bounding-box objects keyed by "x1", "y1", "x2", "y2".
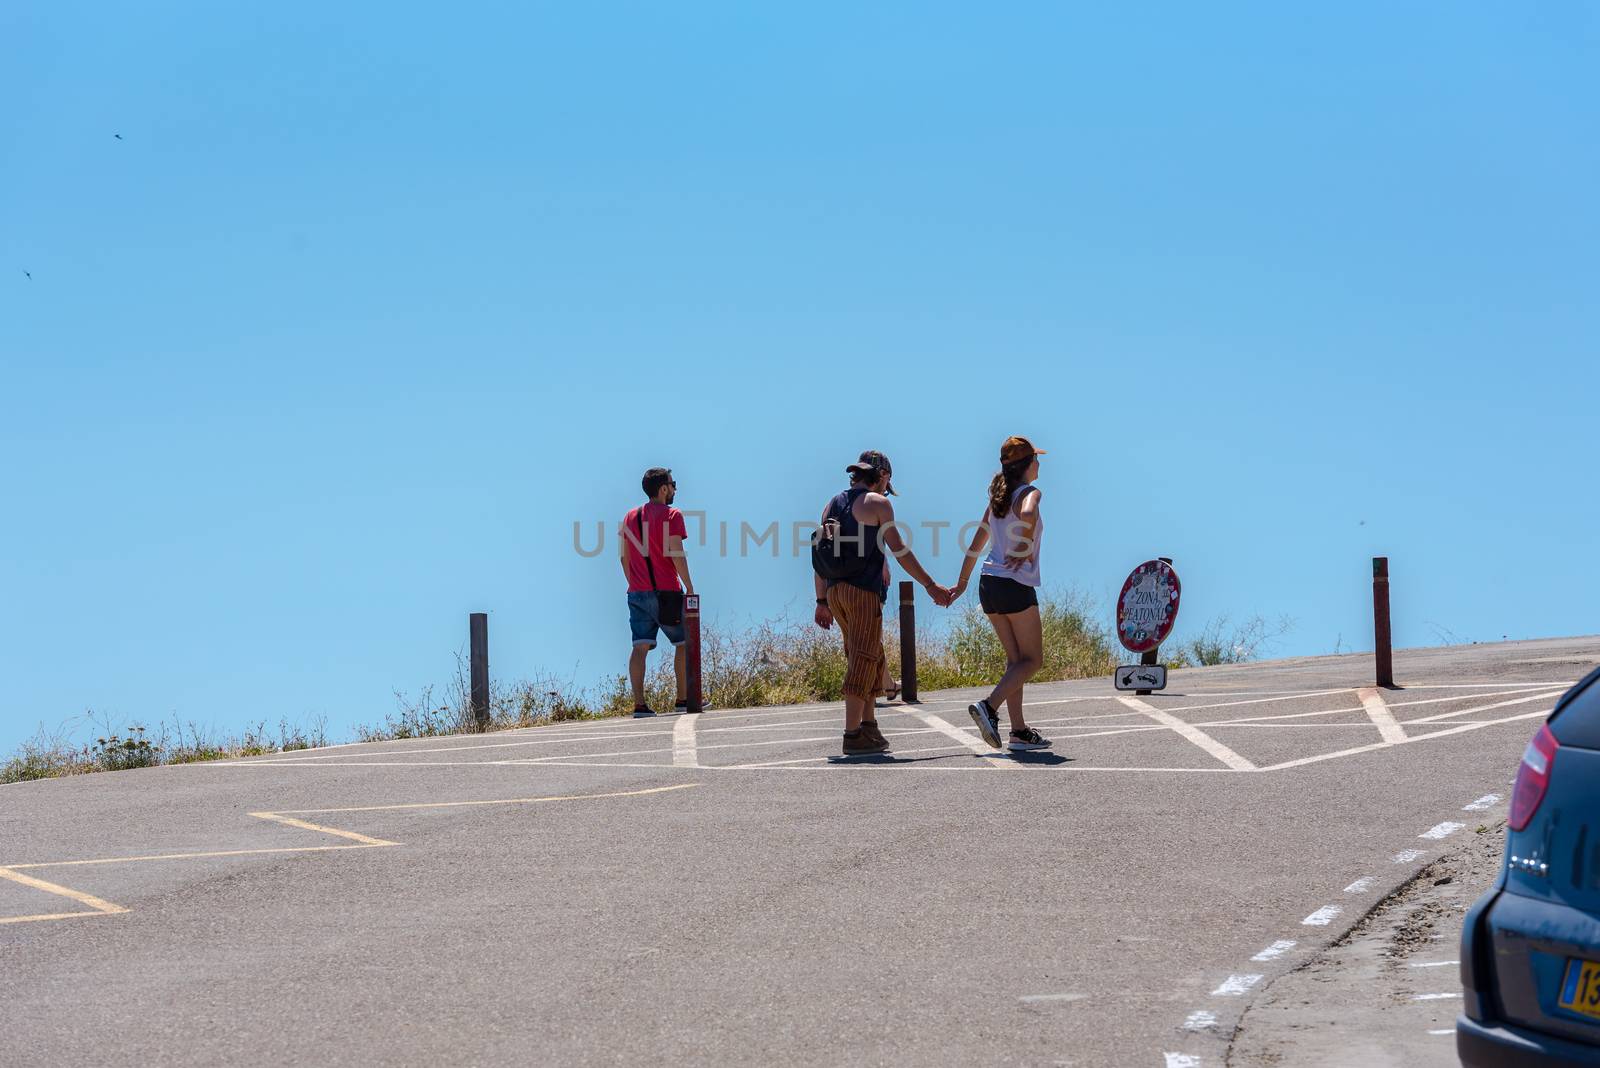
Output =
[
  {"x1": 1164, "y1": 1053, "x2": 1202, "y2": 1067},
  {"x1": 1257, "y1": 708, "x2": 1553, "y2": 772},
  {"x1": 1405, "y1": 681, "x2": 1575, "y2": 688},
  {"x1": 1018, "y1": 993, "x2": 1087, "y2": 1005},
  {"x1": 672, "y1": 712, "x2": 699, "y2": 768},
  {"x1": 1409, "y1": 691, "x2": 1563, "y2": 724},
  {"x1": 1182, "y1": 1010, "x2": 1217, "y2": 1030},
  {"x1": 1394, "y1": 849, "x2": 1427, "y2": 863},
  {"x1": 1412, "y1": 993, "x2": 1461, "y2": 1001},
  {"x1": 1409, "y1": 960, "x2": 1459, "y2": 969},
  {"x1": 1160, "y1": 688, "x2": 1354, "y2": 713},
  {"x1": 1420, "y1": 822, "x2": 1465, "y2": 840},
  {"x1": 1344, "y1": 877, "x2": 1376, "y2": 894},
  {"x1": 1251, "y1": 940, "x2": 1297, "y2": 962},
  {"x1": 1302, "y1": 905, "x2": 1343, "y2": 926},
  {"x1": 1202, "y1": 688, "x2": 1553, "y2": 726},
  {"x1": 1117, "y1": 697, "x2": 1257, "y2": 771},
  {"x1": 1357, "y1": 687, "x2": 1407, "y2": 744},
  {"x1": 904, "y1": 707, "x2": 1020, "y2": 769},
  {"x1": 1428, "y1": 1028, "x2": 1456, "y2": 1035},
  {"x1": 1463, "y1": 794, "x2": 1501, "y2": 811},
  {"x1": 1211, "y1": 974, "x2": 1263, "y2": 996}
]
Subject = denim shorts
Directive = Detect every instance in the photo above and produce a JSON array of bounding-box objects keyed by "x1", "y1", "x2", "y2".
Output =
[{"x1": 627, "y1": 591, "x2": 686, "y2": 648}]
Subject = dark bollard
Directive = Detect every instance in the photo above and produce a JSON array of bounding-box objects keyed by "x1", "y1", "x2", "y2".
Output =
[
  {"x1": 1373, "y1": 557, "x2": 1394, "y2": 688},
  {"x1": 685, "y1": 594, "x2": 703, "y2": 713},
  {"x1": 469, "y1": 612, "x2": 490, "y2": 731},
  {"x1": 899, "y1": 580, "x2": 918, "y2": 703}
]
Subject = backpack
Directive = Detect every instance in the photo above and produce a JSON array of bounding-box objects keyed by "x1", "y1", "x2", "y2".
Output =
[{"x1": 811, "y1": 489, "x2": 874, "y2": 582}]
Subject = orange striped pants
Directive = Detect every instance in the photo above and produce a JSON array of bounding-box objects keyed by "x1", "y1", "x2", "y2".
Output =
[{"x1": 827, "y1": 582, "x2": 884, "y2": 700}]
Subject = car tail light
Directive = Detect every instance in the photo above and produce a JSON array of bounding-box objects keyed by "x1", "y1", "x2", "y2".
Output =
[{"x1": 1508, "y1": 724, "x2": 1559, "y2": 831}]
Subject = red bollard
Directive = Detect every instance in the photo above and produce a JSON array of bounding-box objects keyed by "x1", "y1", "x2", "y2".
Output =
[{"x1": 684, "y1": 594, "x2": 703, "y2": 713}]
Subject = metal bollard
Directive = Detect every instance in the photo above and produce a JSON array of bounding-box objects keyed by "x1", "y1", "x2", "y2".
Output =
[
  {"x1": 1372, "y1": 557, "x2": 1394, "y2": 688},
  {"x1": 469, "y1": 612, "x2": 490, "y2": 731},
  {"x1": 685, "y1": 594, "x2": 703, "y2": 713},
  {"x1": 899, "y1": 580, "x2": 918, "y2": 703}
]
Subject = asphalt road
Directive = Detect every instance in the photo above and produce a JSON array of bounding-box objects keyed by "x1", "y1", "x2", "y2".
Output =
[{"x1": 4, "y1": 637, "x2": 1598, "y2": 1067}]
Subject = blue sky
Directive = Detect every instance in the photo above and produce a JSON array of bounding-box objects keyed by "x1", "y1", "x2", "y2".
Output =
[{"x1": 3, "y1": 2, "x2": 1596, "y2": 752}]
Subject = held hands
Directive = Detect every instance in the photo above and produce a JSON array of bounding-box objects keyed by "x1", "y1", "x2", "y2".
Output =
[{"x1": 925, "y1": 582, "x2": 955, "y2": 608}]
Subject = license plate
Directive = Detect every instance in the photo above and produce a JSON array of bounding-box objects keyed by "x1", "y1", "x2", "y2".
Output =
[{"x1": 1558, "y1": 958, "x2": 1600, "y2": 1021}]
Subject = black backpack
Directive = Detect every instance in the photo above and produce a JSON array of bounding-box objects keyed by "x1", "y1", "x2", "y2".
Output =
[{"x1": 811, "y1": 490, "x2": 874, "y2": 582}]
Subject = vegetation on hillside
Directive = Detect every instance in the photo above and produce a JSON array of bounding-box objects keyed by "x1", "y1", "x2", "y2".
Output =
[{"x1": 3, "y1": 591, "x2": 1288, "y2": 783}]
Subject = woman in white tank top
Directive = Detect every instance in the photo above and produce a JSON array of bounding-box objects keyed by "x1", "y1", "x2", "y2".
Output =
[{"x1": 948, "y1": 436, "x2": 1052, "y2": 753}]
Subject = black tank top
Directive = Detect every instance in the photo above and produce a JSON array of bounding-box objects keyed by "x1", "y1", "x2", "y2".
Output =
[{"x1": 827, "y1": 486, "x2": 887, "y2": 596}]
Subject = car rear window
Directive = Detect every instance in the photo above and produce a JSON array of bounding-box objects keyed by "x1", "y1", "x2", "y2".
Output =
[{"x1": 1549, "y1": 667, "x2": 1600, "y2": 749}]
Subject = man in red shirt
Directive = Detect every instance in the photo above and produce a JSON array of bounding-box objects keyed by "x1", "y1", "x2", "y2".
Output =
[{"x1": 619, "y1": 467, "x2": 697, "y2": 717}]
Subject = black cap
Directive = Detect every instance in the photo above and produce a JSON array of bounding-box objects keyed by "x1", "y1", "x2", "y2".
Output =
[{"x1": 846, "y1": 450, "x2": 896, "y2": 495}]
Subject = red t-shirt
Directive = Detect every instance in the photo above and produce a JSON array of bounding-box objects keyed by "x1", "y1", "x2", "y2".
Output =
[{"x1": 622, "y1": 503, "x2": 688, "y2": 593}]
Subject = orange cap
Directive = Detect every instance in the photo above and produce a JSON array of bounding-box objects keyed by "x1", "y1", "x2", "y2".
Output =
[{"x1": 1000, "y1": 436, "x2": 1046, "y2": 466}]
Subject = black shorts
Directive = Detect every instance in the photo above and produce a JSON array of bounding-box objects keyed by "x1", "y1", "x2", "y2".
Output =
[{"x1": 978, "y1": 575, "x2": 1039, "y2": 615}]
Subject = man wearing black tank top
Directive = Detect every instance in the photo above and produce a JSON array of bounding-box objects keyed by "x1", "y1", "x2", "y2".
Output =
[{"x1": 813, "y1": 451, "x2": 951, "y2": 756}]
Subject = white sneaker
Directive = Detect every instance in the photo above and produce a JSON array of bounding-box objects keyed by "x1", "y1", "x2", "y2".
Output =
[{"x1": 968, "y1": 700, "x2": 1002, "y2": 749}]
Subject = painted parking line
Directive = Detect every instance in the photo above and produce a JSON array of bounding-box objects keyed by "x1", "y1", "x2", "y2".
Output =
[
  {"x1": 1, "y1": 784, "x2": 699, "y2": 924},
  {"x1": 1251, "y1": 940, "x2": 1297, "y2": 962},
  {"x1": 1409, "y1": 690, "x2": 1563, "y2": 724},
  {"x1": 1117, "y1": 697, "x2": 1256, "y2": 771},
  {"x1": 0, "y1": 866, "x2": 129, "y2": 925},
  {"x1": 672, "y1": 712, "x2": 699, "y2": 767},
  {"x1": 1302, "y1": 905, "x2": 1343, "y2": 926},
  {"x1": 1357, "y1": 687, "x2": 1407, "y2": 744},
  {"x1": 904, "y1": 707, "x2": 1019, "y2": 769},
  {"x1": 1255, "y1": 707, "x2": 1554, "y2": 773},
  {"x1": 1202, "y1": 687, "x2": 1552, "y2": 726}
]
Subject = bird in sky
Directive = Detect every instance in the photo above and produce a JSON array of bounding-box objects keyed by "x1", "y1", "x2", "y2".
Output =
[
  {"x1": 23, "y1": 270, "x2": 30, "y2": 280},
  {"x1": 114, "y1": 133, "x2": 123, "y2": 140}
]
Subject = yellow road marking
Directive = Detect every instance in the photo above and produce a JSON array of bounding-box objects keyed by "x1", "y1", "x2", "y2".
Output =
[
  {"x1": 247, "y1": 812, "x2": 398, "y2": 846},
  {"x1": 1, "y1": 783, "x2": 700, "y2": 924},
  {"x1": 0, "y1": 865, "x2": 128, "y2": 923},
  {"x1": 270, "y1": 782, "x2": 701, "y2": 815},
  {"x1": 10, "y1": 844, "x2": 382, "y2": 871}
]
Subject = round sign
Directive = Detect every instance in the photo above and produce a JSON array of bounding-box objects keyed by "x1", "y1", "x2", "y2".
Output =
[{"x1": 1116, "y1": 560, "x2": 1181, "y2": 654}]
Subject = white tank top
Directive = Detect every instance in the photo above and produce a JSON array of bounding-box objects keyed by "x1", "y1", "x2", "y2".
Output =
[{"x1": 980, "y1": 482, "x2": 1042, "y2": 587}]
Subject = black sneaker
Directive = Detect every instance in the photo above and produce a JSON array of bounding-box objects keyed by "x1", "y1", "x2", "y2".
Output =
[
  {"x1": 673, "y1": 699, "x2": 713, "y2": 714},
  {"x1": 968, "y1": 700, "x2": 1001, "y2": 748},
  {"x1": 632, "y1": 706, "x2": 658, "y2": 718},
  {"x1": 842, "y1": 729, "x2": 890, "y2": 756},
  {"x1": 1007, "y1": 727, "x2": 1051, "y2": 752}
]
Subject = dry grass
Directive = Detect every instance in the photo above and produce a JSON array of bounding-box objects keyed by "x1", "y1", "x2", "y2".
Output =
[{"x1": 4, "y1": 592, "x2": 1288, "y2": 779}]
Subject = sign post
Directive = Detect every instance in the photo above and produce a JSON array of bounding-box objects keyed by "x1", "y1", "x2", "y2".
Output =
[
  {"x1": 1114, "y1": 558, "x2": 1180, "y2": 695},
  {"x1": 684, "y1": 594, "x2": 703, "y2": 713}
]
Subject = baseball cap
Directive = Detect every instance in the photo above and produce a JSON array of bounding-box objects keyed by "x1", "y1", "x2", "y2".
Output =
[
  {"x1": 1000, "y1": 436, "x2": 1047, "y2": 466},
  {"x1": 845, "y1": 449, "x2": 896, "y2": 495}
]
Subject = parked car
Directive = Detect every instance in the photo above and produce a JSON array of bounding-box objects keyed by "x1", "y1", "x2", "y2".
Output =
[{"x1": 1459, "y1": 665, "x2": 1600, "y2": 1066}]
